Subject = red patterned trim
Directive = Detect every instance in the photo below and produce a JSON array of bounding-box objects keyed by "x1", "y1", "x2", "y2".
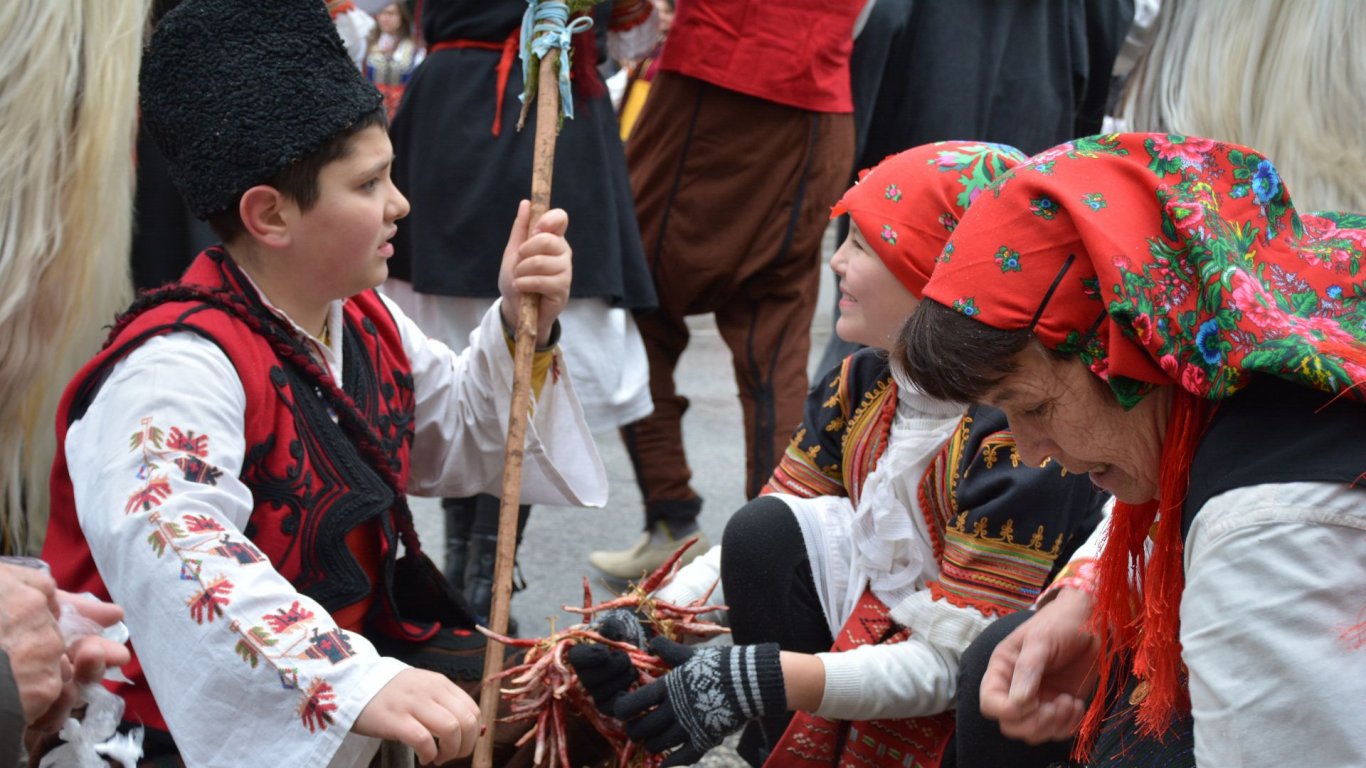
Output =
[
  {"x1": 767, "y1": 590, "x2": 955, "y2": 767},
  {"x1": 1040, "y1": 558, "x2": 1099, "y2": 603},
  {"x1": 933, "y1": 517, "x2": 1057, "y2": 617},
  {"x1": 429, "y1": 30, "x2": 519, "y2": 136},
  {"x1": 915, "y1": 416, "x2": 972, "y2": 563},
  {"x1": 841, "y1": 378, "x2": 896, "y2": 508}
]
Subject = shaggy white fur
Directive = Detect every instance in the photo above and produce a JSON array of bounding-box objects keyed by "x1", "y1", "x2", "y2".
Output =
[
  {"x1": 0, "y1": 1, "x2": 146, "y2": 552},
  {"x1": 1118, "y1": 0, "x2": 1365, "y2": 213}
]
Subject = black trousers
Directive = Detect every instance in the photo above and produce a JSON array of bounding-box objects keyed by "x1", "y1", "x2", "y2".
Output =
[
  {"x1": 720, "y1": 496, "x2": 833, "y2": 765},
  {"x1": 956, "y1": 609, "x2": 1076, "y2": 767},
  {"x1": 724, "y1": 495, "x2": 1083, "y2": 768}
]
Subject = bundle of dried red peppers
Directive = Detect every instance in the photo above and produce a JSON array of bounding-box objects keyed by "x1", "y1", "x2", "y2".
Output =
[{"x1": 478, "y1": 539, "x2": 727, "y2": 767}]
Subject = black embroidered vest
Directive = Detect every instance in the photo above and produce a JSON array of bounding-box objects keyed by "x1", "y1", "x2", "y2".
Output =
[{"x1": 1184, "y1": 375, "x2": 1366, "y2": 539}]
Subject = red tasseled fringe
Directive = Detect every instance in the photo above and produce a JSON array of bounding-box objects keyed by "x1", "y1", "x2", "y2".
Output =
[{"x1": 1074, "y1": 389, "x2": 1213, "y2": 760}]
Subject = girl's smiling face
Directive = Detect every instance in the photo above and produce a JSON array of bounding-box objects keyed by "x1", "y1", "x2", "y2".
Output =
[
  {"x1": 984, "y1": 345, "x2": 1172, "y2": 503},
  {"x1": 830, "y1": 223, "x2": 921, "y2": 350}
]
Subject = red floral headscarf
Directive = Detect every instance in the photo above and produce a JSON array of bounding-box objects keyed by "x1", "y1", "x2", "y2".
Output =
[
  {"x1": 921, "y1": 133, "x2": 1366, "y2": 751},
  {"x1": 831, "y1": 141, "x2": 1026, "y2": 299},
  {"x1": 925, "y1": 132, "x2": 1366, "y2": 406}
]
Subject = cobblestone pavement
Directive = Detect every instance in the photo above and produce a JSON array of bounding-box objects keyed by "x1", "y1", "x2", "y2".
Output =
[{"x1": 412, "y1": 234, "x2": 839, "y2": 766}]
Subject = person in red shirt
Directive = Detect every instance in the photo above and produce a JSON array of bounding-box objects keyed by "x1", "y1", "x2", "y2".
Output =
[{"x1": 593, "y1": 0, "x2": 864, "y2": 579}]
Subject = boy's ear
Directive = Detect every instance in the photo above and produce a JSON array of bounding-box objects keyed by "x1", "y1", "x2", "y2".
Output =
[{"x1": 239, "y1": 185, "x2": 292, "y2": 248}]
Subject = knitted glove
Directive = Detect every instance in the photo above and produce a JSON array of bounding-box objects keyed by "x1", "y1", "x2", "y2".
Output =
[
  {"x1": 615, "y1": 637, "x2": 785, "y2": 767},
  {"x1": 567, "y1": 608, "x2": 650, "y2": 713}
]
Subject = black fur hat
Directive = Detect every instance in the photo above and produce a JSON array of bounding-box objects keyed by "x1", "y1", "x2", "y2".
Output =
[{"x1": 141, "y1": 0, "x2": 383, "y2": 218}]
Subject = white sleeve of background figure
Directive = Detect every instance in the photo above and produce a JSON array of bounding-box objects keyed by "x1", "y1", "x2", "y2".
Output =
[
  {"x1": 67, "y1": 333, "x2": 406, "y2": 768},
  {"x1": 334, "y1": 9, "x2": 375, "y2": 71},
  {"x1": 392, "y1": 295, "x2": 608, "y2": 508},
  {"x1": 1182, "y1": 482, "x2": 1366, "y2": 768}
]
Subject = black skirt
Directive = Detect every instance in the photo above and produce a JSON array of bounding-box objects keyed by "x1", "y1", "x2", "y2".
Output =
[{"x1": 387, "y1": 0, "x2": 655, "y2": 309}]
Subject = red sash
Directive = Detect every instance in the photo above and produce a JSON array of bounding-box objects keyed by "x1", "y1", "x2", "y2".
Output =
[
  {"x1": 765, "y1": 589, "x2": 956, "y2": 767},
  {"x1": 429, "y1": 31, "x2": 519, "y2": 136}
]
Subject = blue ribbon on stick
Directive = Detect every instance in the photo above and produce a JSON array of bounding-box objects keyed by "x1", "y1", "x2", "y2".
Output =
[{"x1": 520, "y1": 0, "x2": 594, "y2": 120}]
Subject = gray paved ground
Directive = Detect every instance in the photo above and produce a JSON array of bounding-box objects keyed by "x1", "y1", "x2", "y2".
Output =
[{"x1": 411, "y1": 230, "x2": 839, "y2": 766}]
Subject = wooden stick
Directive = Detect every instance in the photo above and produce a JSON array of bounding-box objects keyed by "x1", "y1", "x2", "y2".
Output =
[{"x1": 473, "y1": 45, "x2": 561, "y2": 768}]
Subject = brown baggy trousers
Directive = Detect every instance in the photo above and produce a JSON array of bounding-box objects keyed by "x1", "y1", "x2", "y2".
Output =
[{"x1": 622, "y1": 72, "x2": 855, "y2": 518}]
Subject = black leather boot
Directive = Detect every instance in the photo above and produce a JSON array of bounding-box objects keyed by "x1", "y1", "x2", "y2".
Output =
[{"x1": 464, "y1": 494, "x2": 530, "y2": 634}]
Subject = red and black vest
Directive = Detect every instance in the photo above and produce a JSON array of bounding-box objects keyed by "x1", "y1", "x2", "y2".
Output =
[
  {"x1": 44, "y1": 248, "x2": 453, "y2": 730},
  {"x1": 657, "y1": 0, "x2": 864, "y2": 113}
]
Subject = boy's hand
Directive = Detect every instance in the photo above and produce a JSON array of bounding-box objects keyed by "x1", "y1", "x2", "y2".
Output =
[
  {"x1": 353, "y1": 668, "x2": 482, "y2": 765},
  {"x1": 499, "y1": 200, "x2": 572, "y2": 341}
]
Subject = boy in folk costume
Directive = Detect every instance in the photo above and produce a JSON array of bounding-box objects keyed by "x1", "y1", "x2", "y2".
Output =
[
  {"x1": 570, "y1": 143, "x2": 1108, "y2": 766},
  {"x1": 40, "y1": 0, "x2": 606, "y2": 765}
]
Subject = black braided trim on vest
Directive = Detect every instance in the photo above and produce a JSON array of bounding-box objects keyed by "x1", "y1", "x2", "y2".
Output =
[{"x1": 102, "y1": 255, "x2": 425, "y2": 559}]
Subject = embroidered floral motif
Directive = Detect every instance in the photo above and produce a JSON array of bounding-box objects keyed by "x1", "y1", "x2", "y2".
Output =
[
  {"x1": 1030, "y1": 197, "x2": 1058, "y2": 220},
  {"x1": 265, "y1": 601, "x2": 316, "y2": 634},
  {"x1": 209, "y1": 537, "x2": 266, "y2": 565},
  {"x1": 930, "y1": 136, "x2": 1366, "y2": 408},
  {"x1": 184, "y1": 514, "x2": 224, "y2": 533},
  {"x1": 303, "y1": 629, "x2": 357, "y2": 664},
  {"x1": 1080, "y1": 277, "x2": 1102, "y2": 301},
  {"x1": 233, "y1": 625, "x2": 277, "y2": 668},
  {"x1": 1146, "y1": 134, "x2": 1215, "y2": 173},
  {"x1": 175, "y1": 455, "x2": 222, "y2": 485},
  {"x1": 298, "y1": 679, "x2": 337, "y2": 733},
  {"x1": 126, "y1": 416, "x2": 354, "y2": 734},
  {"x1": 881, "y1": 224, "x2": 898, "y2": 245},
  {"x1": 995, "y1": 247, "x2": 1022, "y2": 272},
  {"x1": 884, "y1": 183, "x2": 902, "y2": 202},
  {"x1": 126, "y1": 477, "x2": 172, "y2": 513},
  {"x1": 931, "y1": 143, "x2": 1027, "y2": 208},
  {"x1": 1024, "y1": 134, "x2": 1131, "y2": 177},
  {"x1": 166, "y1": 426, "x2": 209, "y2": 456},
  {"x1": 978, "y1": 435, "x2": 1022, "y2": 469},
  {"x1": 952, "y1": 297, "x2": 980, "y2": 317},
  {"x1": 188, "y1": 576, "x2": 233, "y2": 624},
  {"x1": 938, "y1": 212, "x2": 957, "y2": 233}
]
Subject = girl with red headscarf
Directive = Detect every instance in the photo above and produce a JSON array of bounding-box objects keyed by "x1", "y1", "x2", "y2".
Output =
[
  {"x1": 899, "y1": 132, "x2": 1366, "y2": 766},
  {"x1": 569, "y1": 141, "x2": 1109, "y2": 767}
]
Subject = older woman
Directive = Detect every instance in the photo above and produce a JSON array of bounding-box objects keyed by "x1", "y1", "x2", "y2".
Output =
[{"x1": 897, "y1": 132, "x2": 1366, "y2": 766}]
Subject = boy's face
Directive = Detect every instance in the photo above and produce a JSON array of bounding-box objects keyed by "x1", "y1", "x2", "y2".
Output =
[{"x1": 289, "y1": 125, "x2": 408, "y2": 302}]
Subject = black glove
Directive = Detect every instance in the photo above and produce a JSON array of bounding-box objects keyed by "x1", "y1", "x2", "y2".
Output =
[
  {"x1": 567, "y1": 608, "x2": 650, "y2": 713},
  {"x1": 615, "y1": 637, "x2": 785, "y2": 767}
]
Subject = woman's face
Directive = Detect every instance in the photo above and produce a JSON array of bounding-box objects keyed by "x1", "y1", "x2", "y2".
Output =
[
  {"x1": 983, "y1": 345, "x2": 1172, "y2": 503},
  {"x1": 377, "y1": 4, "x2": 403, "y2": 35},
  {"x1": 830, "y1": 223, "x2": 921, "y2": 350},
  {"x1": 652, "y1": 0, "x2": 675, "y2": 35}
]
